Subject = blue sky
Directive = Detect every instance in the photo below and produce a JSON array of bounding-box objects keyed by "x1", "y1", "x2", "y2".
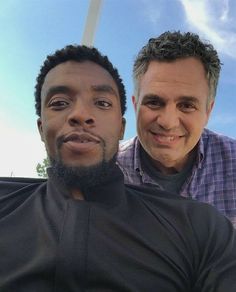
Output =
[{"x1": 0, "y1": 0, "x2": 236, "y2": 177}]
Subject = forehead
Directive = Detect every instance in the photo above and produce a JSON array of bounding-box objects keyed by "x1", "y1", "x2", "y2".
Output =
[
  {"x1": 139, "y1": 57, "x2": 209, "y2": 96},
  {"x1": 41, "y1": 60, "x2": 119, "y2": 97},
  {"x1": 143, "y1": 57, "x2": 207, "y2": 83}
]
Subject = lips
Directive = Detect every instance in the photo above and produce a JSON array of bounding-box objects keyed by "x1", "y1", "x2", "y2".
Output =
[
  {"x1": 63, "y1": 132, "x2": 100, "y2": 144},
  {"x1": 154, "y1": 134, "x2": 177, "y2": 142},
  {"x1": 150, "y1": 131, "x2": 184, "y2": 145},
  {"x1": 61, "y1": 132, "x2": 100, "y2": 154}
]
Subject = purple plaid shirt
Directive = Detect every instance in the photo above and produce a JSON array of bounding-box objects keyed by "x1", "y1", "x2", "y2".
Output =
[{"x1": 117, "y1": 128, "x2": 236, "y2": 228}]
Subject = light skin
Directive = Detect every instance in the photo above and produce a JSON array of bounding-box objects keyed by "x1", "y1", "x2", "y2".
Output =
[
  {"x1": 133, "y1": 57, "x2": 214, "y2": 175},
  {"x1": 37, "y1": 60, "x2": 125, "y2": 198}
]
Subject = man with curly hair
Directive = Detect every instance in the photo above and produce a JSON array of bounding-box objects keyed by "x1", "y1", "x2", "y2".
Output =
[
  {"x1": 118, "y1": 31, "x2": 236, "y2": 227},
  {"x1": 0, "y1": 44, "x2": 236, "y2": 291}
]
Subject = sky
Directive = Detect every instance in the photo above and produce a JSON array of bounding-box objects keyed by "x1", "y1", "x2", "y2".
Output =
[{"x1": 0, "y1": 0, "x2": 236, "y2": 177}]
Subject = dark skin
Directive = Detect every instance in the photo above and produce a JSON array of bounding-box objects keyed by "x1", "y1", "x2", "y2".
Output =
[{"x1": 37, "y1": 61, "x2": 125, "y2": 199}]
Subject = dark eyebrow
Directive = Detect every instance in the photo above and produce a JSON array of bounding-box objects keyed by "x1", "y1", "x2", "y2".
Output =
[
  {"x1": 91, "y1": 84, "x2": 118, "y2": 98},
  {"x1": 178, "y1": 96, "x2": 200, "y2": 104},
  {"x1": 141, "y1": 94, "x2": 165, "y2": 104},
  {"x1": 43, "y1": 84, "x2": 118, "y2": 104},
  {"x1": 142, "y1": 94, "x2": 200, "y2": 104},
  {"x1": 142, "y1": 94, "x2": 162, "y2": 100},
  {"x1": 44, "y1": 86, "x2": 73, "y2": 101}
]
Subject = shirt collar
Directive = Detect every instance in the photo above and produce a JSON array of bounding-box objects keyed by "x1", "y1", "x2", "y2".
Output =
[
  {"x1": 196, "y1": 133, "x2": 205, "y2": 168},
  {"x1": 133, "y1": 137, "x2": 143, "y2": 173},
  {"x1": 47, "y1": 164, "x2": 126, "y2": 208}
]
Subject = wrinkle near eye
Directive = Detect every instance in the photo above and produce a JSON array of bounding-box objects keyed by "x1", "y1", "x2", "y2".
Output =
[
  {"x1": 141, "y1": 95, "x2": 165, "y2": 109},
  {"x1": 178, "y1": 102, "x2": 196, "y2": 112}
]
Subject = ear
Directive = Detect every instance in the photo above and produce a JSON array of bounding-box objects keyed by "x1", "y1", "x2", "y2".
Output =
[
  {"x1": 119, "y1": 117, "x2": 126, "y2": 140},
  {"x1": 206, "y1": 99, "x2": 215, "y2": 122},
  {"x1": 132, "y1": 95, "x2": 137, "y2": 112},
  {"x1": 37, "y1": 118, "x2": 45, "y2": 142}
]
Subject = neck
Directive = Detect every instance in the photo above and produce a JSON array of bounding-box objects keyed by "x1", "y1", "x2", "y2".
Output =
[
  {"x1": 148, "y1": 149, "x2": 197, "y2": 175},
  {"x1": 153, "y1": 162, "x2": 179, "y2": 175},
  {"x1": 71, "y1": 189, "x2": 84, "y2": 200}
]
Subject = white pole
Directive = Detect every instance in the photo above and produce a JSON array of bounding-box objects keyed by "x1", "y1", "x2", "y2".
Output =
[{"x1": 81, "y1": 0, "x2": 103, "y2": 46}]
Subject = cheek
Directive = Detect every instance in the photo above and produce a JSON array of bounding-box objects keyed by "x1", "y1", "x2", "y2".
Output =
[
  {"x1": 183, "y1": 115, "x2": 206, "y2": 139},
  {"x1": 102, "y1": 119, "x2": 123, "y2": 145},
  {"x1": 97, "y1": 114, "x2": 122, "y2": 136},
  {"x1": 42, "y1": 114, "x2": 65, "y2": 136},
  {"x1": 40, "y1": 121, "x2": 58, "y2": 154},
  {"x1": 108, "y1": 125, "x2": 123, "y2": 142},
  {"x1": 42, "y1": 122, "x2": 53, "y2": 140},
  {"x1": 137, "y1": 107, "x2": 155, "y2": 129},
  {"x1": 43, "y1": 129, "x2": 55, "y2": 153}
]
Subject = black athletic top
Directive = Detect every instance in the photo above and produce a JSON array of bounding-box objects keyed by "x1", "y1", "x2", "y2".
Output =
[{"x1": 0, "y1": 166, "x2": 236, "y2": 291}]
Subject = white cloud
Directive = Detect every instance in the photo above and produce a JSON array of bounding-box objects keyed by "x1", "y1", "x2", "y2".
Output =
[
  {"x1": 0, "y1": 113, "x2": 46, "y2": 177},
  {"x1": 178, "y1": 0, "x2": 236, "y2": 58},
  {"x1": 220, "y1": 0, "x2": 230, "y2": 22}
]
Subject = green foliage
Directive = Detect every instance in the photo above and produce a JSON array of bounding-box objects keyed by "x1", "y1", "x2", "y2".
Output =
[{"x1": 36, "y1": 157, "x2": 50, "y2": 178}]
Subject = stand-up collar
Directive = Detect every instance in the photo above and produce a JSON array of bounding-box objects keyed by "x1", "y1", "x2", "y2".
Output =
[{"x1": 47, "y1": 164, "x2": 126, "y2": 208}]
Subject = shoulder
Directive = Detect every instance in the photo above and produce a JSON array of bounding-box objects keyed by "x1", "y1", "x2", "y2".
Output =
[
  {"x1": 124, "y1": 184, "x2": 236, "y2": 287},
  {"x1": 0, "y1": 176, "x2": 47, "y2": 184},
  {"x1": 117, "y1": 137, "x2": 138, "y2": 170},
  {"x1": 125, "y1": 183, "x2": 234, "y2": 234},
  {"x1": 117, "y1": 137, "x2": 142, "y2": 184},
  {"x1": 118, "y1": 136, "x2": 137, "y2": 153},
  {"x1": 117, "y1": 136, "x2": 139, "y2": 167},
  {"x1": 203, "y1": 128, "x2": 236, "y2": 148},
  {"x1": 0, "y1": 177, "x2": 47, "y2": 196},
  {"x1": 201, "y1": 129, "x2": 236, "y2": 165},
  {"x1": 0, "y1": 177, "x2": 47, "y2": 218}
]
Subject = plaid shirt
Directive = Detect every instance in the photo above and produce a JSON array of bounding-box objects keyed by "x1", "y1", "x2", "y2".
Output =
[{"x1": 117, "y1": 128, "x2": 236, "y2": 228}]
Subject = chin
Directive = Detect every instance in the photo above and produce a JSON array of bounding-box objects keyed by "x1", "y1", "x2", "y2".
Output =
[
  {"x1": 50, "y1": 154, "x2": 117, "y2": 190},
  {"x1": 155, "y1": 155, "x2": 178, "y2": 166},
  {"x1": 67, "y1": 160, "x2": 99, "y2": 168},
  {"x1": 62, "y1": 155, "x2": 103, "y2": 168}
]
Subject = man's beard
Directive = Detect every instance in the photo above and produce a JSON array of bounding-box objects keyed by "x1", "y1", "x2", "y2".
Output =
[
  {"x1": 48, "y1": 137, "x2": 117, "y2": 191},
  {"x1": 49, "y1": 155, "x2": 117, "y2": 191}
]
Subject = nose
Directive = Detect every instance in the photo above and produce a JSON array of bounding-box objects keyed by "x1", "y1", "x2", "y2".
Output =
[
  {"x1": 68, "y1": 100, "x2": 95, "y2": 127},
  {"x1": 157, "y1": 105, "x2": 180, "y2": 130}
]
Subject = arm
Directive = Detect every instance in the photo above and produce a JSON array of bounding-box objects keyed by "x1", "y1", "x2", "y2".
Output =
[{"x1": 192, "y1": 205, "x2": 236, "y2": 291}]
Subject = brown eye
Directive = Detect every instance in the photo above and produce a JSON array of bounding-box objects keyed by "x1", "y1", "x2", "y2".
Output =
[
  {"x1": 95, "y1": 99, "x2": 112, "y2": 109},
  {"x1": 48, "y1": 99, "x2": 69, "y2": 109},
  {"x1": 178, "y1": 102, "x2": 196, "y2": 112},
  {"x1": 143, "y1": 99, "x2": 163, "y2": 109}
]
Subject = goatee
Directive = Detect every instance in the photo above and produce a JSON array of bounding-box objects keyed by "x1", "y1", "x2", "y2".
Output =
[{"x1": 49, "y1": 154, "x2": 117, "y2": 192}]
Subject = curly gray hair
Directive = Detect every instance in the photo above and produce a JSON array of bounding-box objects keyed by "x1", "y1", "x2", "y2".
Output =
[{"x1": 133, "y1": 31, "x2": 221, "y2": 105}]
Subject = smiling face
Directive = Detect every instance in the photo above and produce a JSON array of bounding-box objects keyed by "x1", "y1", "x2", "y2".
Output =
[
  {"x1": 37, "y1": 60, "x2": 125, "y2": 170},
  {"x1": 134, "y1": 57, "x2": 214, "y2": 173}
]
